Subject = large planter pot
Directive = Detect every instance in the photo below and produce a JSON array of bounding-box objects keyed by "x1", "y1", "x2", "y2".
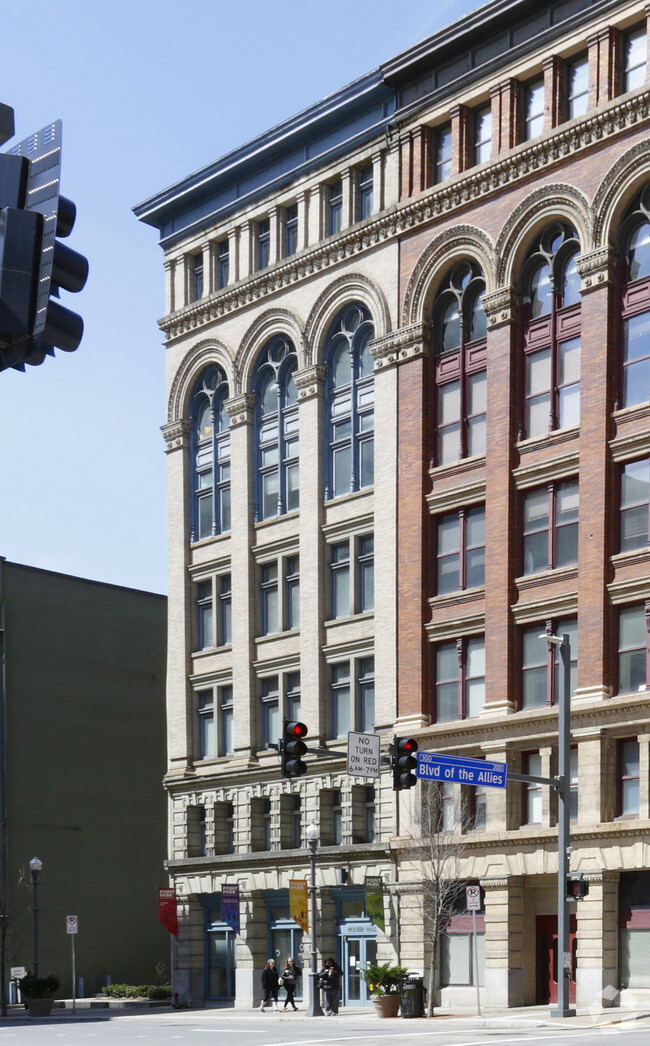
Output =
[
  {"x1": 26, "y1": 997, "x2": 54, "y2": 1017},
  {"x1": 372, "y1": 994, "x2": 400, "y2": 1018}
]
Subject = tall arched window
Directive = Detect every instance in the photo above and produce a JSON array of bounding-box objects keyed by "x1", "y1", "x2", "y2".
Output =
[
  {"x1": 520, "y1": 223, "x2": 581, "y2": 439},
  {"x1": 619, "y1": 187, "x2": 650, "y2": 410},
  {"x1": 324, "y1": 302, "x2": 375, "y2": 499},
  {"x1": 189, "y1": 365, "x2": 231, "y2": 542},
  {"x1": 432, "y1": 261, "x2": 487, "y2": 466},
  {"x1": 254, "y1": 336, "x2": 299, "y2": 521}
]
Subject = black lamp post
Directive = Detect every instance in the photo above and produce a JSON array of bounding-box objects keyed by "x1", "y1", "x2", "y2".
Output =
[
  {"x1": 305, "y1": 824, "x2": 323, "y2": 1017},
  {"x1": 29, "y1": 857, "x2": 42, "y2": 978}
]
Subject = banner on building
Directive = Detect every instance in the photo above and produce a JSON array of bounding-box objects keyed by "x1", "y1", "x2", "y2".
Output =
[
  {"x1": 289, "y1": 879, "x2": 309, "y2": 933},
  {"x1": 222, "y1": 883, "x2": 241, "y2": 935},
  {"x1": 365, "y1": 876, "x2": 385, "y2": 932},
  {"x1": 158, "y1": 888, "x2": 178, "y2": 937}
]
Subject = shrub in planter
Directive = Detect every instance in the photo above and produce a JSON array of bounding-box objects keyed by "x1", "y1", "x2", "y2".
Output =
[{"x1": 19, "y1": 975, "x2": 60, "y2": 998}]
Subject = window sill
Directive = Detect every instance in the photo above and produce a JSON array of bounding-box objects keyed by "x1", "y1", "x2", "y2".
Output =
[{"x1": 192, "y1": 645, "x2": 232, "y2": 660}]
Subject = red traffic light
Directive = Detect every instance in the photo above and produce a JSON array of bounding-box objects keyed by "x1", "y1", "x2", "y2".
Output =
[{"x1": 287, "y1": 721, "x2": 307, "y2": 738}]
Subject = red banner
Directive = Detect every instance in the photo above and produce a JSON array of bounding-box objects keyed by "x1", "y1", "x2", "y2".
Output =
[{"x1": 158, "y1": 888, "x2": 178, "y2": 937}]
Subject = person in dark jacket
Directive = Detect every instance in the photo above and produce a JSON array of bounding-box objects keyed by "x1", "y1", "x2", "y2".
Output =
[
  {"x1": 281, "y1": 956, "x2": 301, "y2": 1010},
  {"x1": 318, "y1": 956, "x2": 342, "y2": 1015},
  {"x1": 260, "y1": 959, "x2": 280, "y2": 1012}
]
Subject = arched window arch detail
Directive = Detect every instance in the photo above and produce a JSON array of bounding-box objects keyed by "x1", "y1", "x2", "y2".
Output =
[
  {"x1": 323, "y1": 302, "x2": 375, "y2": 499},
  {"x1": 519, "y1": 222, "x2": 581, "y2": 439},
  {"x1": 189, "y1": 365, "x2": 231, "y2": 542},
  {"x1": 432, "y1": 261, "x2": 487, "y2": 467},
  {"x1": 253, "y1": 335, "x2": 299, "y2": 521},
  {"x1": 618, "y1": 186, "x2": 650, "y2": 410}
]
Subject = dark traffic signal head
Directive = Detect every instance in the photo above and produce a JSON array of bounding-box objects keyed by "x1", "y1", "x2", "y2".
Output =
[
  {"x1": 281, "y1": 720, "x2": 308, "y2": 778},
  {"x1": 0, "y1": 120, "x2": 88, "y2": 373},
  {"x1": 566, "y1": 876, "x2": 589, "y2": 901},
  {"x1": 392, "y1": 736, "x2": 419, "y2": 791}
]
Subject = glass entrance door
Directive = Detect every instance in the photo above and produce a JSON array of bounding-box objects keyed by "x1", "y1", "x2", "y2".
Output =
[
  {"x1": 207, "y1": 928, "x2": 235, "y2": 1000},
  {"x1": 342, "y1": 936, "x2": 377, "y2": 1006}
]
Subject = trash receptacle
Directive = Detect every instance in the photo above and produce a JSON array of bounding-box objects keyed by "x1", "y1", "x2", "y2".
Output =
[{"x1": 400, "y1": 976, "x2": 424, "y2": 1018}]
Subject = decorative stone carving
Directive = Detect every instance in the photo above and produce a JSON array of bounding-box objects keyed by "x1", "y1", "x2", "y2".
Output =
[
  {"x1": 576, "y1": 246, "x2": 617, "y2": 290},
  {"x1": 294, "y1": 365, "x2": 325, "y2": 400},
  {"x1": 482, "y1": 286, "x2": 516, "y2": 327},
  {"x1": 370, "y1": 322, "x2": 431, "y2": 369},
  {"x1": 225, "y1": 393, "x2": 254, "y2": 427},
  {"x1": 161, "y1": 419, "x2": 190, "y2": 452}
]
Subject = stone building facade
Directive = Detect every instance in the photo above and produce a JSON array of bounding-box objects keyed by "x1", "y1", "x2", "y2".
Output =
[{"x1": 137, "y1": 0, "x2": 650, "y2": 1010}]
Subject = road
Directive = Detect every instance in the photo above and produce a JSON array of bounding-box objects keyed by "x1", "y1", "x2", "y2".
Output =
[{"x1": 2, "y1": 1009, "x2": 650, "y2": 1046}]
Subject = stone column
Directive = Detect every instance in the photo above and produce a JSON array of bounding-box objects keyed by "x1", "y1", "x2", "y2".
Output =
[
  {"x1": 483, "y1": 287, "x2": 519, "y2": 715},
  {"x1": 481, "y1": 876, "x2": 525, "y2": 1006},
  {"x1": 572, "y1": 727, "x2": 607, "y2": 824},
  {"x1": 543, "y1": 55, "x2": 563, "y2": 133},
  {"x1": 575, "y1": 248, "x2": 617, "y2": 704},
  {"x1": 164, "y1": 258, "x2": 176, "y2": 314},
  {"x1": 239, "y1": 220, "x2": 252, "y2": 280},
  {"x1": 307, "y1": 184, "x2": 322, "y2": 244},
  {"x1": 294, "y1": 366, "x2": 326, "y2": 741},
  {"x1": 162, "y1": 419, "x2": 194, "y2": 776},
  {"x1": 373, "y1": 323, "x2": 431, "y2": 729},
  {"x1": 225, "y1": 394, "x2": 257, "y2": 758},
  {"x1": 490, "y1": 80, "x2": 520, "y2": 153},
  {"x1": 450, "y1": 104, "x2": 470, "y2": 176},
  {"x1": 588, "y1": 28, "x2": 618, "y2": 108},
  {"x1": 575, "y1": 870, "x2": 619, "y2": 1008},
  {"x1": 371, "y1": 148, "x2": 383, "y2": 214},
  {"x1": 296, "y1": 190, "x2": 308, "y2": 252}
]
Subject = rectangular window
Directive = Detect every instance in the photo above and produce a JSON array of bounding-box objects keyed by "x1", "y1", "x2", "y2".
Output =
[
  {"x1": 196, "y1": 581, "x2": 213, "y2": 650},
  {"x1": 620, "y1": 928, "x2": 650, "y2": 987},
  {"x1": 261, "y1": 562, "x2": 279, "y2": 635},
  {"x1": 217, "y1": 239, "x2": 229, "y2": 289},
  {"x1": 437, "y1": 368, "x2": 487, "y2": 466},
  {"x1": 619, "y1": 739, "x2": 640, "y2": 816},
  {"x1": 328, "y1": 180, "x2": 342, "y2": 235},
  {"x1": 523, "y1": 78, "x2": 545, "y2": 140},
  {"x1": 522, "y1": 618, "x2": 578, "y2": 709},
  {"x1": 192, "y1": 252, "x2": 203, "y2": 301},
  {"x1": 364, "y1": 785, "x2": 376, "y2": 842},
  {"x1": 525, "y1": 335, "x2": 581, "y2": 437},
  {"x1": 284, "y1": 204, "x2": 298, "y2": 257},
  {"x1": 292, "y1": 794, "x2": 302, "y2": 848},
  {"x1": 471, "y1": 784, "x2": 487, "y2": 831},
  {"x1": 624, "y1": 27, "x2": 647, "y2": 92},
  {"x1": 441, "y1": 932, "x2": 485, "y2": 986},
  {"x1": 566, "y1": 55, "x2": 588, "y2": 119},
  {"x1": 435, "y1": 637, "x2": 485, "y2": 722},
  {"x1": 358, "y1": 164, "x2": 373, "y2": 221},
  {"x1": 257, "y1": 218, "x2": 270, "y2": 270},
  {"x1": 198, "y1": 690, "x2": 215, "y2": 759},
  {"x1": 359, "y1": 656, "x2": 375, "y2": 733},
  {"x1": 331, "y1": 540, "x2": 351, "y2": 618},
  {"x1": 285, "y1": 555, "x2": 300, "y2": 630},
  {"x1": 286, "y1": 671, "x2": 301, "y2": 722},
  {"x1": 618, "y1": 605, "x2": 648, "y2": 693},
  {"x1": 263, "y1": 797, "x2": 272, "y2": 850},
  {"x1": 332, "y1": 789, "x2": 342, "y2": 845},
  {"x1": 331, "y1": 662, "x2": 351, "y2": 738},
  {"x1": 358, "y1": 534, "x2": 374, "y2": 611},
  {"x1": 621, "y1": 459, "x2": 650, "y2": 551},
  {"x1": 623, "y1": 312, "x2": 650, "y2": 408},
  {"x1": 219, "y1": 685, "x2": 234, "y2": 756},
  {"x1": 473, "y1": 105, "x2": 492, "y2": 164},
  {"x1": 219, "y1": 574, "x2": 232, "y2": 646},
  {"x1": 261, "y1": 676, "x2": 279, "y2": 749},
  {"x1": 432, "y1": 124, "x2": 452, "y2": 183},
  {"x1": 522, "y1": 479, "x2": 578, "y2": 575},
  {"x1": 523, "y1": 751, "x2": 542, "y2": 824},
  {"x1": 436, "y1": 505, "x2": 485, "y2": 594}
]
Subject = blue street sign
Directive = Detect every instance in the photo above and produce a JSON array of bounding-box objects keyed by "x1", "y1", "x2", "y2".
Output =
[{"x1": 416, "y1": 751, "x2": 507, "y2": 788}]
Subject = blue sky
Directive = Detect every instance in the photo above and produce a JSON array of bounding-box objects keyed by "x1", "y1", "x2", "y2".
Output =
[{"x1": 0, "y1": 0, "x2": 479, "y2": 595}]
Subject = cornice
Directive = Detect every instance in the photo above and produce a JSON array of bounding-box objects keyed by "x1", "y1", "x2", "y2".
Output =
[
  {"x1": 370, "y1": 322, "x2": 431, "y2": 369},
  {"x1": 158, "y1": 87, "x2": 650, "y2": 342},
  {"x1": 161, "y1": 418, "x2": 190, "y2": 451}
]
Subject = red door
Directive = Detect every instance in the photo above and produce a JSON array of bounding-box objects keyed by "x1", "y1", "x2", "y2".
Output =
[{"x1": 536, "y1": 915, "x2": 576, "y2": 1004}]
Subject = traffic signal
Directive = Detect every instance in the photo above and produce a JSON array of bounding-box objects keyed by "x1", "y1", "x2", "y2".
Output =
[
  {"x1": 0, "y1": 119, "x2": 88, "y2": 372},
  {"x1": 392, "y1": 736, "x2": 419, "y2": 791},
  {"x1": 566, "y1": 876, "x2": 589, "y2": 901},
  {"x1": 281, "y1": 720, "x2": 308, "y2": 778}
]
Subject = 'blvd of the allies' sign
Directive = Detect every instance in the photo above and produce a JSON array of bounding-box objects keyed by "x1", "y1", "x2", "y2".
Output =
[{"x1": 416, "y1": 751, "x2": 507, "y2": 788}]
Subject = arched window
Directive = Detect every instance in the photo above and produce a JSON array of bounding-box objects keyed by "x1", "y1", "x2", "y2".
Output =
[
  {"x1": 520, "y1": 223, "x2": 581, "y2": 439},
  {"x1": 189, "y1": 365, "x2": 230, "y2": 541},
  {"x1": 619, "y1": 187, "x2": 650, "y2": 410},
  {"x1": 324, "y1": 302, "x2": 374, "y2": 498},
  {"x1": 432, "y1": 261, "x2": 487, "y2": 466},
  {"x1": 254, "y1": 336, "x2": 299, "y2": 521}
]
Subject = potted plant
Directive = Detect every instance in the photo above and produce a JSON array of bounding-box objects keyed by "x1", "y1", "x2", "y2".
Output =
[
  {"x1": 19, "y1": 974, "x2": 60, "y2": 1017},
  {"x1": 362, "y1": 962, "x2": 409, "y2": 1018}
]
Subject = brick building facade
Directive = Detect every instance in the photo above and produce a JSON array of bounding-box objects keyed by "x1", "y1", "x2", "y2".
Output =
[{"x1": 137, "y1": 0, "x2": 650, "y2": 1010}]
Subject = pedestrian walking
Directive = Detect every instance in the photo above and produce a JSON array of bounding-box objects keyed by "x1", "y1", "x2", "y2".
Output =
[
  {"x1": 281, "y1": 957, "x2": 301, "y2": 1010},
  {"x1": 260, "y1": 959, "x2": 280, "y2": 1012},
  {"x1": 318, "y1": 956, "x2": 342, "y2": 1015}
]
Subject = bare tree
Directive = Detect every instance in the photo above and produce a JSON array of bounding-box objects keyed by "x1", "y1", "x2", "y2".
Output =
[
  {"x1": 406, "y1": 780, "x2": 470, "y2": 1017},
  {"x1": 0, "y1": 867, "x2": 30, "y2": 1017}
]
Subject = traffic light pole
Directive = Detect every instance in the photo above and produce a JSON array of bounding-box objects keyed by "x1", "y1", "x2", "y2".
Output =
[{"x1": 552, "y1": 633, "x2": 575, "y2": 1018}]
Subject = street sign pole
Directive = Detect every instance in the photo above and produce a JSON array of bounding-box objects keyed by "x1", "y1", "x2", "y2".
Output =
[
  {"x1": 66, "y1": 915, "x2": 78, "y2": 1015},
  {"x1": 554, "y1": 634, "x2": 575, "y2": 1018},
  {"x1": 466, "y1": 886, "x2": 481, "y2": 1017}
]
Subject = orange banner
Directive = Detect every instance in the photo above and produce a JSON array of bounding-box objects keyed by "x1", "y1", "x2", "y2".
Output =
[{"x1": 289, "y1": 879, "x2": 309, "y2": 933}]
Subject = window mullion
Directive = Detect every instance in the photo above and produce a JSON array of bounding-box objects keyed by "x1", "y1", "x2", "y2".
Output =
[
  {"x1": 549, "y1": 292, "x2": 559, "y2": 432},
  {"x1": 459, "y1": 341, "x2": 468, "y2": 459},
  {"x1": 457, "y1": 638, "x2": 466, "y2": 718},
  {"x1": 548, "y1": 483, "x2": 557, "y2": 571}
]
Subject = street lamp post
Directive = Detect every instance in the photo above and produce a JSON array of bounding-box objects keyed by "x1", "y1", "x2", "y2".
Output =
[
  {"x1": 305, "y1": 823, "x2": 323, "y2": 1017},
  {"x1": 29, "y1": 857, "x2": 42, "y2": 978},
  {"x1": 542, "y1": 633, "x2": 576, "y2": 1019}
]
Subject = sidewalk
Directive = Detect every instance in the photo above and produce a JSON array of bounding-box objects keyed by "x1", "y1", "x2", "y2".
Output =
[{"x1": 4, "y1": 999, "x2": 650, "y2": 1029}]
